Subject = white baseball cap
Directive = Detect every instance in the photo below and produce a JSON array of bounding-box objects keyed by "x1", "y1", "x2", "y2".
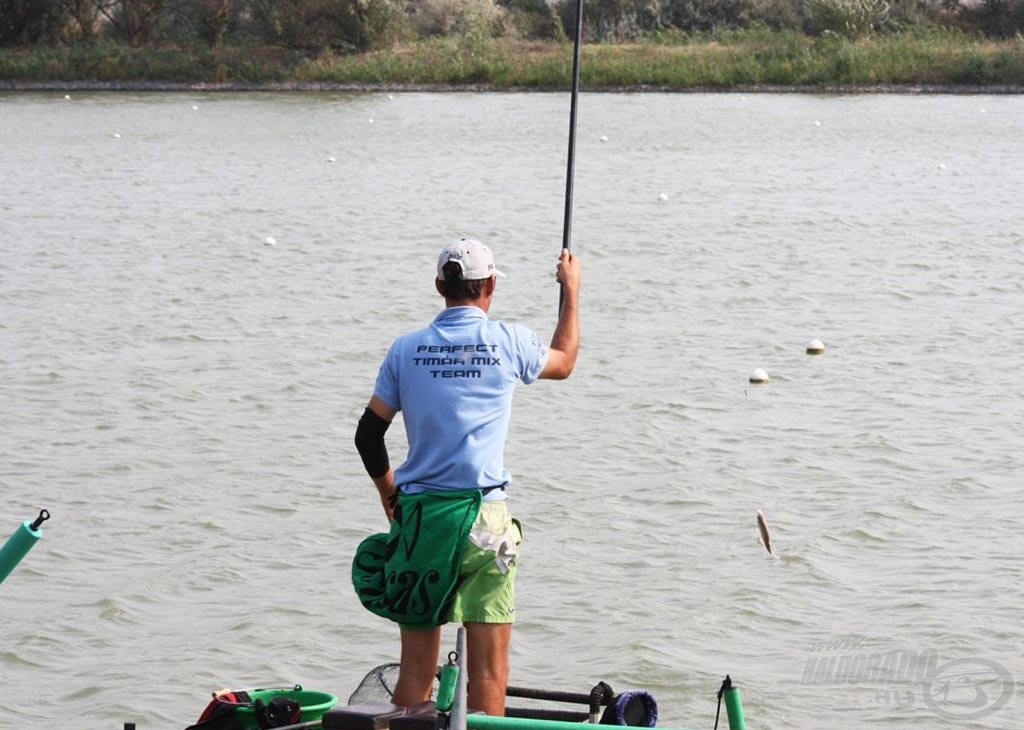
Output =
[{"x1": 436, "y1": 238, "x2": 505, "y2": 281}]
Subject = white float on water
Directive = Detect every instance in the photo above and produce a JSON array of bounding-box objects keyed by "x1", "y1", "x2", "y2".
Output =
[
  {"x1": 749, "y1": 368, "x2": 769, "y2": 384},
  {"x1": 192, "y1": 105, "x2": 199, "y2": 110},
  {"x1": 327, "y1": 156, "x2": 337, "y2": 163},
  {"x1": 600, "y1": 135, "x2": 608, "y2": 142},
  {"x1": 806, "y1": 339, "x2": 825, "y2": 355},
  {"x1": 64, "y1": 94, "x2": 71, "y2": 100},
  {"x1": 814, "y1": 120, "x2": 821, "y2": 127},
  {"x1": 264, "y1": 236, "x2": 277, "y2": 246},
  {"x1": 938, "y1": 163, "x2": 947, "y2": 170},
  {"x1": 658, "y1": 192, "x2": 669, "y2": 201},
  {"x1": 113, "y1": 133, "x2": 121, "y2": 139}
]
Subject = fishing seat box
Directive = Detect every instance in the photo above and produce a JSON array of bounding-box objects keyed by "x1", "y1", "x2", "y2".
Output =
[{"x1": 321, "y1": 703, "x2": 407, "y2": 730}]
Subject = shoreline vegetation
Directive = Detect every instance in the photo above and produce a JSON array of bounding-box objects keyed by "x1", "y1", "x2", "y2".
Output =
[
  {"x1": 2, "y1": 1, "x2": 1024, "y2": 92},
  {"x1": 2, "y1": 34, "x2": 1024, "y2": 92}
]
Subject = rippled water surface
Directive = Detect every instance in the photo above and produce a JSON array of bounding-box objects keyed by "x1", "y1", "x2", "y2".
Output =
[{"x1": 2, "y1": 91, "x2": 1023, "y2": 730}]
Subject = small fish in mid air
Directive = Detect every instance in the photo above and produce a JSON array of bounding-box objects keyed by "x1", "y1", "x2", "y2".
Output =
[{"x1": 757, "y1": 509, "x2": 773, "y2": 555}]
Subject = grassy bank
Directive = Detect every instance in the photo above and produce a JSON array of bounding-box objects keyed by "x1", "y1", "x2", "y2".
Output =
[{"x1": 3, "y1": 30, "x2": 1024, "y2": 90}]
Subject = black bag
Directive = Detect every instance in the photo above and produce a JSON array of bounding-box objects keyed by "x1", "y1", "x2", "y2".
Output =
[{"x1": 255, "y1": 696, "x2": 302, "y2": 728}]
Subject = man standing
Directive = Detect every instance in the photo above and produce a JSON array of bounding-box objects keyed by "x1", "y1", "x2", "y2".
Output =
[{"x1": 353, "y1": 237, "x2": 581, "y2": 716}]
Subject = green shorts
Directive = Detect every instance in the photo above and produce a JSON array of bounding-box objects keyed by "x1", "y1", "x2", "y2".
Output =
[{"x1": 446, "y1": 501, "x2": 522, "y2": 624}]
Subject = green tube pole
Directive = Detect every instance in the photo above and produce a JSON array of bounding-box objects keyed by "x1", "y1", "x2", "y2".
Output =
[
  {"x1": 466, "y1": 717, "x2": 701, "y2": 730},
  {"x1": 0, "y1": 510, "x2": 50, "y2": 585},
  {"x1": 723, "y1": 682, "x2": 746, "y2": 730},
  {"x1": 467, "y1": 717, "x2": 583, "y2": 730}
]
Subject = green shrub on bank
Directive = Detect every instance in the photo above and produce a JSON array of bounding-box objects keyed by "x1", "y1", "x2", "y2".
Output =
[
  {"x1": 288, "y1": 30, "x2": 1024, "y2": 87},
  {"x1": 803, "y1": 0, "x2": 892, "y2": 38}
]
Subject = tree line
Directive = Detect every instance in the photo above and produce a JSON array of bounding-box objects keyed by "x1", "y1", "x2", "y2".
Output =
[{"x1": 3, "y1": 0, "x2": 1022, "y2": 49}]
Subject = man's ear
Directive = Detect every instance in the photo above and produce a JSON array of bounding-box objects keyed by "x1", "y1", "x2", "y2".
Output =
[{"x1": 435, "y1": 277, "x2": 446, "y2": 297}]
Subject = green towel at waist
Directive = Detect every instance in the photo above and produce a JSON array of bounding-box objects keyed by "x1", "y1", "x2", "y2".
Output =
[{"x1": 352, "y1": 490, "x2": 482, "y2": 628}]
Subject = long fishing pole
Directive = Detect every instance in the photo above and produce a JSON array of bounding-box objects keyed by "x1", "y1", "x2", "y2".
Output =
[
  {"x1": 561, "y1": 0, "x2": 584, "y2": 254},
  {"x1": 559, "y1": 0, "x2": 584, "y2": 309}
]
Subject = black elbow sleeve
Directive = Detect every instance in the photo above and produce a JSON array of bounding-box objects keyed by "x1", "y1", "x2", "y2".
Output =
[{"x1": 355, "y1": 407, "x2": 391, "y2": 479}]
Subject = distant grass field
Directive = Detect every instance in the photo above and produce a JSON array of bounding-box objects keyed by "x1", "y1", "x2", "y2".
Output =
[{"x1": 2, "y1": 31, "x2": 1023, "y2": 90}]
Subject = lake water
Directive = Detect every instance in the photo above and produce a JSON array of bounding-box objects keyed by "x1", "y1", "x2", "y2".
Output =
[{"x1": 1, "y1": 90, "x2": 1022, "y2": 730}]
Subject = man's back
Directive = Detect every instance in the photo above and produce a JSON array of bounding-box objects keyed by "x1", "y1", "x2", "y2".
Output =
[{"x1": 375, "y1": 306, "x2": 549, "y2": 493}]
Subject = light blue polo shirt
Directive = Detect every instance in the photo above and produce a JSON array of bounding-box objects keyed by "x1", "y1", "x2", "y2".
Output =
[{"x1": 374, "y1": 306, "x2": 549, "y2": 498}]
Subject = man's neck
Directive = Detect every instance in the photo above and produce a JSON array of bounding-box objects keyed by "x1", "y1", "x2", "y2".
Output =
[{"x1": 445, "y1": 298, "x2": 490, "y2": 313}]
